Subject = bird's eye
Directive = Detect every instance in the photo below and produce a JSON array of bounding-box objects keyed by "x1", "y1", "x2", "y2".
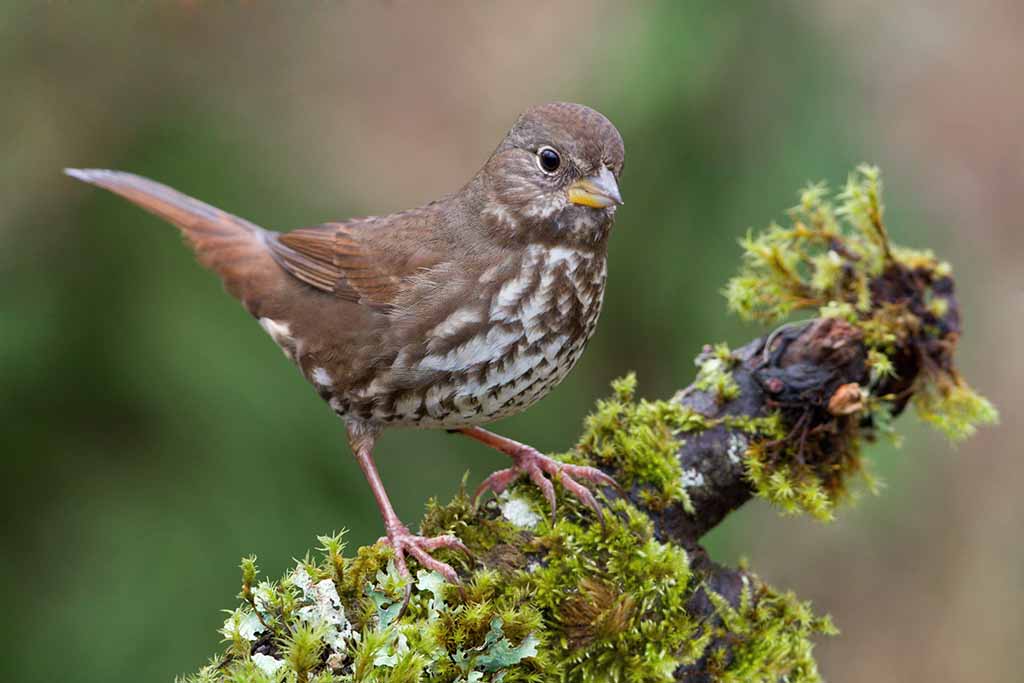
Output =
[{"x1": 537, "y1": 146, "x2": 561, "y2": 174}]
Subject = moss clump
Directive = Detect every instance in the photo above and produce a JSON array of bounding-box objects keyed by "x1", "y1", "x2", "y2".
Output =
[
  {"x1": 570, "y1": 373, "x2": 707, "y2": 512},
  {"x1": 704, "y1": 575, "x2": 838, "y2": 683},
  {"x1": 724, "y1": 165, "x2": 997, "y2": 519},
  {"x1": 913, "y1": 374, "x2": 999, "y2": 442},
  {"x1": 531, "y1": 501, "x2": 705, "y2": 681},
  {"x1": 724, "y1": 167, "x2": 892, "y2": 322},
  {"x1": 180, "y1": 377, "x2": 836, "y2": 683},
  {"x1": 181, "y1": 505, "x2": 712, "y2": 682},
  {"x1": 722, "y1": 413, "x2": 786, "y2": 440},
  {"x1": 693, "y1": 343, "x2": 742, "y2": 403},
  {"x1": 192, "y1": 532, "x2": 547, "y2": 683},
  {"x1": 183, "y1": 499, "x2": 835, "y2": 682},
  {"x1": 726, "y1": 410, "x2": 850, "y2": 522},
  {"x1": 743, "y1": 441, "x2": 853, "y2": 522}
]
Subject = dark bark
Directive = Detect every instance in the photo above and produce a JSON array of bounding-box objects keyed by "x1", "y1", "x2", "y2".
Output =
[
  {"x1": 655, "y1": 316, "x2": 870, "y2": 546},
  {"x1": 621, "y1": 259, "x2": 964, "y2": 681}
]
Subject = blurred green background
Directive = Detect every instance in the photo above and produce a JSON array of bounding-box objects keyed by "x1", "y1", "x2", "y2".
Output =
[{"x1": 1, "y1": 3, "x2": 1019, "y2": 682}]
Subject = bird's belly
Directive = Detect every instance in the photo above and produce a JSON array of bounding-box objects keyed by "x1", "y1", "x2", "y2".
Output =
[
  {"x1": 329, "y1": 326, "x2": 591, "y2": 429},
  {"x1": 417, "y1": 330, "x2": 590, "y2": 428},
  {"x1": 323, "y1": 244, "x2": 606, "y2": 428}
]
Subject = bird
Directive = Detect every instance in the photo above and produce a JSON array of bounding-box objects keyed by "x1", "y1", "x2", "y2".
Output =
[{"x1": 66, "y1": 102, "x2": 625, "y2": 588}]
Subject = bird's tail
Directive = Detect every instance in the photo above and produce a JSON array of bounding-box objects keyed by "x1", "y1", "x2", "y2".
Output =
[{"x1": 65, "y1": 168, "x2": 279, "y2": 310}]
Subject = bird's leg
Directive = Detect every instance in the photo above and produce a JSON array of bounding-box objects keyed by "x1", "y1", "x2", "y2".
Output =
[
  {"x1": 347, "y1": 423, "x2": 470, "y2": 594},
  {"x1": 458, "y1": 426, "x2": 620, "y2": 519}
]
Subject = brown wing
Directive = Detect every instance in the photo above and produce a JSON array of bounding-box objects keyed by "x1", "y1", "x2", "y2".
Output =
[{"x1": 268, "y1": 218, "x2": 442, "y2": 310}]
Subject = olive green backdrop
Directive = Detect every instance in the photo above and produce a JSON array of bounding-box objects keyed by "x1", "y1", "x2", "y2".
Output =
[{"x1": 1, "y1": 3, "x2": 1018, "y2": 682}]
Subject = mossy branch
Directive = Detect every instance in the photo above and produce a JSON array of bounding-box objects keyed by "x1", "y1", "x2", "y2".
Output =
[{"x1": 181, "y1": 167, "x2": 996, "y2": 683}]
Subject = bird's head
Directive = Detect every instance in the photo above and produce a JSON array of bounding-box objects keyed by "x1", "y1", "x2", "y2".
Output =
[{"x1": 480, "y1": 102, "x2": 624, "y2": 245}]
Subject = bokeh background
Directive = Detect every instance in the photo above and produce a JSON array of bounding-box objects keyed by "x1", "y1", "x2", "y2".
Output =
[{"x1": 2, "y1": 3, "x2": 1020, "y2": 682}]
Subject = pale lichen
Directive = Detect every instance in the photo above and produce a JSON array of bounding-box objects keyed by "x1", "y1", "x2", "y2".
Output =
[
  {"x1": 497, "y1": 492, "x2": 542, "y2": 530},
  {"x1": 681, "y1": 468, "x2": 705, "y2": 490}
]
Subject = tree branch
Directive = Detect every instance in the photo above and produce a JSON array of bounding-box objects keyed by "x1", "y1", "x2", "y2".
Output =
[
  {"x1": 660, "y1": 316, "x2": 873, "y2": 544},
  {"x1": 184, "y1": 168, "x2": 996, "y2": 683}
]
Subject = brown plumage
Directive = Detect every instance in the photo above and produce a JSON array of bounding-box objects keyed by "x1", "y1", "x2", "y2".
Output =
[{"x1": 66, "y1": 102, "x2": 625, "y2": 593}]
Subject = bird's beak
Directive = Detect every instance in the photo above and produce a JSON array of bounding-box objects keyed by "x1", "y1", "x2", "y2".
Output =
[{"x1": 567, "y1": 165, "x2": 623, "y2": 208}]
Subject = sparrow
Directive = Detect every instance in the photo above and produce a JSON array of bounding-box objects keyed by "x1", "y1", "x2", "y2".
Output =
[{"x1": 66, "y1": 102, "x2": 625, "y2": 587}]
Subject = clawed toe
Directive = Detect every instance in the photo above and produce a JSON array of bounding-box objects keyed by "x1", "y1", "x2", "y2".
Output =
[
  {"x1": 381, "y1": 527, "x2": 471, "y2": 591},
  {"x1": 474, "y1": 447, "x2": 620, "y2": 521},
  {"x1": 561, "y1": 463, "x2": 623, "y2": 493},
  {"x1": 473, "y1": 467, "x2": 523, "y2": 505}
]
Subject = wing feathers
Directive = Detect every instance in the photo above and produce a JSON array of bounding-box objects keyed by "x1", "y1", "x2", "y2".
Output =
[
  {"x1": 271, "y1": 227, "x2": 341, "y2": 293},
  {"x1": 270, "y1": 224, "x2": 407, "y2": 309}
]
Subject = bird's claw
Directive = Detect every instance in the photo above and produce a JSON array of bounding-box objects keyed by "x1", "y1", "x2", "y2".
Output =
[
  {"x1": 379, "y1": 525, "x2": 471, "y2": 613},
  {"x1": 473, "y1": 447, "x2": 620, "y2": 521},
  {"x1": 380, "y1": 526, "x2": 471, "y2": 585}
]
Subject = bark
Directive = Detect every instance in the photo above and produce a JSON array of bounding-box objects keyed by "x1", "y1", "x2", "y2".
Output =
[{"x1": 632, "y1": 263, "x2": 963, "y2": 681}]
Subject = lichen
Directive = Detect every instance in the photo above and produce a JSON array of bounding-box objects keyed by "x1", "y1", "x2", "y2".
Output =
[
  {"x1": 724, "y1": 165, "x2": 997, "y2": 518},
  {"x1": 497, "y1": 492, "x2": 542, "y2": 530}
]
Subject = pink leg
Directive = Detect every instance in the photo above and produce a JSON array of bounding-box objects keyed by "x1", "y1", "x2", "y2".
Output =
[
  {"x1": 458, "y1": 426, "x2": 621, "y2": 519},
  {"x1": 348, "y1": 424, "x2": 470, "y2": 593}
]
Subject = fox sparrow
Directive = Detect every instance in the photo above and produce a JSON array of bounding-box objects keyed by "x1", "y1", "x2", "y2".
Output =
[{"x1": 67, "y1": 102, "x2": 625, "y2": 587}]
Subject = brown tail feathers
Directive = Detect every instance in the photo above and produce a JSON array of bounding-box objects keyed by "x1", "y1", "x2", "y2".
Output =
[{"x1": 65, "y1": 169, "x2": 279, "y2": 311}]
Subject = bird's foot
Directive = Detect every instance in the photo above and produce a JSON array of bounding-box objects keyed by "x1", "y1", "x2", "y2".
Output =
[
  {"x1": 379, "y1": 523, "x2": 471, "y2": 587},
  {"x1": 473, "y1": 446, "x2": 620, "y2": 519}
]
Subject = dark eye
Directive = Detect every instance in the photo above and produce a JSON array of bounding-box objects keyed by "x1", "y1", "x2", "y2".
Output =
[{"x1": 537, "y1": 146, "x2": 561, "y2": 174}]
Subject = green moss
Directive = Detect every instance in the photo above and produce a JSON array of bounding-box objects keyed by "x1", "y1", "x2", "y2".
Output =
[
  {"x1": 180, "y1": 374, "x2": 838, "y2": 682},
  {"x1": 721, "y1": 411, "x2": 845, "y2": 522},
  {"x1": 724, "y1": 166, "x2": 997, "y2": 518},
  {"x1": 186, "y1": 490, "x2": 836, "y2": 682},
  {"x1": 569, "y1": 372, "x2": 706, "y2": 512},
  {"x1": 532, "y1": 501, "x2": 704, "y2": 682},
  {"x1": 420, "y1": 478, "x2": 524, "y2": 555},
  {"x1": 744, "y1": 451, "x2": 840, "y2": 522},
  {"x1": 914, "y1": 376, "x2": 999, "y2": 441},
  {"x1": 724, "y1": 165, "x2": 888, "y2": 324},
  {"x1": 704, "y1": 576, "x2": 837, "y2": 683},
  {"x1": 721, "y1": 413, "x2": 785, "y2": 440},
  {"x1": 693, "y1": 343, "x2": 741, "y2": 403},
  {"x1": 182, "y1": 506, "x2": 708, "y2": 682}
]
